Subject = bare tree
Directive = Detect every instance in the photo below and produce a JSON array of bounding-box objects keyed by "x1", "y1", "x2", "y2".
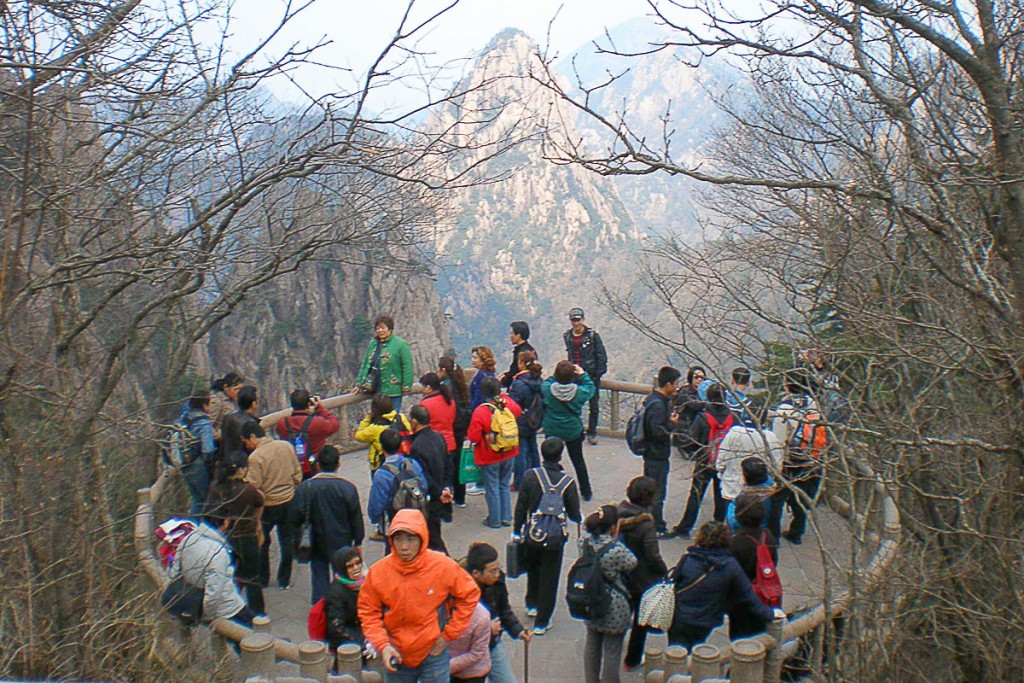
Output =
[
  {"x1": 536, "y1": 1, "x2": 1024, "y2": 680},
  {"x1": 0, "y1": 0, "x2": 533, "y2": 678}
]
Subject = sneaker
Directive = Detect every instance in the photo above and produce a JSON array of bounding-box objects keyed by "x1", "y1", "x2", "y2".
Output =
[
  {"x1": 501, "y1": 520, "x2": 512, "y2": 527},
  {"x1": 455, "y1": 502, "x2": 467, "y2": 508},
  {"x1": 532, "y1": 624, "x2": 550, "y2": 636},
  {"x1": 368, "y1": 531, "x2": 386, "y2": 542},
  {"x1": 278, "y1": 585, "x2": 291, "y2": 592},
  {"x1": 467, "y1": 485, "x2": 485, "y2": 496},
  {"x1": 587, "y1": 434, "x2": 598, "y2": 445},
  {"x1": 482, "y1": 520, "x2": 502, "y2": 530},
  {"x1": 656, "y1": 530, "x2": 677, "y2": 540},
  {"x1": 526, "y1": 607, "x2": 538, "y2": 618}
]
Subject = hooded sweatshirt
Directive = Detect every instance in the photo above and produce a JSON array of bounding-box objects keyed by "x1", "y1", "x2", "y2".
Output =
[
  {"x1": 357, "y1": 509, "x2": 481, "y2": 668},
  {"x1": 540, "y1": 371, "x2": 596, "y2": 441}
]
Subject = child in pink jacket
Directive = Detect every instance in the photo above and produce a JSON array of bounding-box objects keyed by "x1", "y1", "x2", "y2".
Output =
[{"x1": 449, "y1": 601, "x2": 492, "y2": 682}]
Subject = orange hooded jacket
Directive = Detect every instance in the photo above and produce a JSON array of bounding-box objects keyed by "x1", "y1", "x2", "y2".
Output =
[{"x1": 357, "y1": 509, "x2": 481, "y2": 668}]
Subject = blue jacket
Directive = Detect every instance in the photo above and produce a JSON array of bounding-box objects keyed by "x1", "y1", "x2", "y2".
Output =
[
  {"x1": 508, "y1": 373, "x2": 543, "y2": 435},
  {"x1": 367, "y1": 454, "x2": 427, "y2": 525},
  {"x1": 671, "y1": 546, "x2": 773, "y2": 631},
  {"x1": 182, "y1": 409, "x2": 216, "y2": 465},
  {"x1": 468, "y1": 369, "x2": 496, "y2": 410}
]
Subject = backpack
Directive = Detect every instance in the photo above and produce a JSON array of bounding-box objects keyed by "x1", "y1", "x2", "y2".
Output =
[
  {"x1": 523, "y1": 468, "x2": 571, "y2": 548},
  {"x1": 284, "y1": 413, "x2": 317, "y2": 464},
  {"x1": 704, "y1": 411, "x2": 736, "y2": 466},
  {"x1": 382, "y1": 415, "x2": 413, "y2": 455},
  {"x1": 789, "y1": 407, "x2": 828, "y2": 463},
  {"x1": 308, "y1": 597, "x2": 327, "y2": 641},
  {"x1": 752, "y1": 531, "x2": 783, "y2": 608},
  {"x1": 486, "y1": 400, "x2": 519, "y2": 452},
  {"x1": 161, "y1": 414, "x2": 202, "y2": 469},
  {"x1": 383, "y1": 459, "x2": 427, "y2": 513},
  {"x1": 521, "y1": 389, "x2": 546, "y2": 433},
  {"x1": 565, "y1": 541, "x2": 622, "y2": 621},
  {"x1": 625, "y1": 400, "x2": 652, "y2": 456}
]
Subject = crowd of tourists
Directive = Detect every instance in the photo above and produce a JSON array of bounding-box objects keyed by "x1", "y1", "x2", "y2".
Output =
[{"x1": 157, "y1": 307, "x2": 840, "y2": 683}]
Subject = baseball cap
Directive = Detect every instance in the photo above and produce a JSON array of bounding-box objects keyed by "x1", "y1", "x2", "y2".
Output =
[{"x1": 568, "y1": 307, "x2": 585, "y2": 320}]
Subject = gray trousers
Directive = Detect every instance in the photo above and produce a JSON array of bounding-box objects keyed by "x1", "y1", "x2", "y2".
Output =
[{"x1": 584, "y1": 627, "x2": 625, "y2": 683}]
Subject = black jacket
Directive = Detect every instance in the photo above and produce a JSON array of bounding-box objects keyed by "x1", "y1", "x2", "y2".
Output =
[
  {"x1": 671, "y1": 546, "x2": 773, "y2": 631},
  {"x1": 290, "y1": 474, "x2": 364, "y2": 561},
  {"x1": 478, "y1": 575, "x2": 525, "y2": 645},
  {"x1": 672, "y1": 385, "x2": 705, "y2": 455},
  {"x1": 409, "y1": 427, "x2": 450, "y2": 500},
  {"x1": 642, "y1": 391, "x2": 677, "y2": 462},
  {"x1": 219, "y1": 409, "x2": 259, "y2": 459},
  {"x1": 617, "y1": 501, "x2": 668, "y2": 596},
  {"x1": 563, "y1": 327, "x2": 608, "y2": 378},
  {"x1": 325, "y1": 580, "x2": 363, "y2": 650},
  {"x1": 690, "y1": 403, "x2": 733, "y2": 465},
  {"x1": 513, "y1": 462, "x2": 582, "y2": 535},
  {"x1": 501, "y1": 342, "x2": 536, "y2": 388}
]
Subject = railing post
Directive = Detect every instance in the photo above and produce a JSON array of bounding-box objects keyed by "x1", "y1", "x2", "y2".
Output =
[
  {"x1": 609, "y1": 389, "x2": 621, "y2": 432},
  {"x1": 644, "y1": 644, "x2": 665, "y2": 680},
  {"x1": 730, "y1": 639, "x2": 767, "y2": 683},
  {"x1": 239, "y1": 632, "x2": 276, "y2": 682},
  {"x1": 663, "y1": 645, "x2": 688, "y2": 679},
  {"x1": 252, "y1": 615, "x2": 271, "y2": 633},
  {"x1": 334, "y1": 643, "x2": 361, "y2": 678},
  {"x1": 690, "y1": 643, "x2": 721, "y2": 682},
  {"x1": 298, "y1": 640, "x2": 330, "y2": 683},
  {"x1": 763, "y1": 617, "x2": 785, "y2": 683}
]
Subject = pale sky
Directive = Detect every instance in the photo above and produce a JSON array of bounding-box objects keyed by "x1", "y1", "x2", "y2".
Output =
[{"x1": 226, "y1": 0, "x2": 657, "y2": 107}]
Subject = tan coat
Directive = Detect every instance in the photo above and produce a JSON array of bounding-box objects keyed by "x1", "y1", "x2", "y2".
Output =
[{"x1": 245, "y1": 439, "x2": 302, "y2": 507}]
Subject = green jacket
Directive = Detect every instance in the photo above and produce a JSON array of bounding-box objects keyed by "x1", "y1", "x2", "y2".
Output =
[
  {"x1": 540, "y1": 372, "x2": 596, "y2": 441},
  {"x1": 356, "y1": 335, "x2": 414, "y2": 397}
]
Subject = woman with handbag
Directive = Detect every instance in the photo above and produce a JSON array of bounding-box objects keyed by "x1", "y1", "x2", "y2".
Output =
[
  {"x1": 668, "y1": 521, "x2": 775, "y2": 650},
  {"x1": 617, "y1": 477, "x2": 668, "y2": 670}
]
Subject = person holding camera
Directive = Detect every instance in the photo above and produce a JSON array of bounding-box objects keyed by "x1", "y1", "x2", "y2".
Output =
[
  {"x1": 275, "y1": 389, "x2": 340, "y2": 479},
  {"x1": 355, "y1": 314, "x2": 414, "y2": 413}
]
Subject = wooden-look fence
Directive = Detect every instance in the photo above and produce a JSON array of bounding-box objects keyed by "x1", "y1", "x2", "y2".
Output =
[{"x1": 134, "y1": 379, "x2": 900, "y2": 682}]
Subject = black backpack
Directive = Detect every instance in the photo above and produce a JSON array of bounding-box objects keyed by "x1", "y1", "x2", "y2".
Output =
[
  {"x1": 521, "y1": 389, "x2": 546, "y2": 433},
  {"x1": 523, "y1": 468, "x2": 570, "y2": 548},
  {"x1": 565, "y1": 541, "x2": 621, "y2": 621},
  {"x1": 625, "y1": 400, "x2": 651, "y2": 456},
  {"x1": 383, "y1": 459, "x2": 427, "y2": 513},
  {"x1": 283, "y1": 412, "x2": 317, "y2": 464}
]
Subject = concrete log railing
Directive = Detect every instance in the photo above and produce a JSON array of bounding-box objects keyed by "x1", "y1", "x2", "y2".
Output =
[{"x1": 136, "y1": 378, "x2": 900, "y2": 682}]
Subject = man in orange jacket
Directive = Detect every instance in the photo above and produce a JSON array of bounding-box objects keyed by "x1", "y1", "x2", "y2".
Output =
[{"x1": 358, "y1": 509, "x2": 481, "y2": 682}]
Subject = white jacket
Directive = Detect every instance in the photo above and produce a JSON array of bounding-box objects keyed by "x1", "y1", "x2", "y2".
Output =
[
  {"x1": 715, "y1": 427, "x2": 784, "y2": 501},
  {"x1": 168, "y1": 522, "x2": 246, "y2": 621}
]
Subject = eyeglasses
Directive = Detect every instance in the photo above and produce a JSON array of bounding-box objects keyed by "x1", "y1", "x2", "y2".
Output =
[{"x1": 345, "y1": 559, "x2": 363, "y2": 569}]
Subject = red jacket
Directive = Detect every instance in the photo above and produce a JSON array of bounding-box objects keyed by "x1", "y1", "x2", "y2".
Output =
[
  {"x1": 357, "y1": 509, "x2": 481, "y2": 668},
  {"x1": 467, "y1": 395, "x2": 522, "y2": 466},
  {"x1": 275, "y1": 404, "x2": 340, "y2": 475},
  {"x1": 420, "y1": 393, "x2": 457, "y2": 451}
]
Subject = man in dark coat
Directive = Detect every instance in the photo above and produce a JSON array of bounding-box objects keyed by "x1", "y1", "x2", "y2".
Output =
[
  {"x1": 642, "y1": 366, "x2": 681, "y2": 534},
  {"x1": 563, "y1": 307, "x2": 608, "y2": 445},
  {"x1": 290, "y1": 445, "x2": 364, "y2": 604},
  {"x1": 500, "y1": 320, "x2": 536, "y2": 388},
  {"x1": 407, "y1": 403, "x2": 451, "y2": 554}
]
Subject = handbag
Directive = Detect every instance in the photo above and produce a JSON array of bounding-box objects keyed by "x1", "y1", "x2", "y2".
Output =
[
  {"x1": 505, "y1": 539, "x2": 526, "y2": 579},
  {"x1": 637, "y1": 580, "x2": 675, "y2": 632},
  {"x1": 361, "y1": 341, "x2": 384, "y2": 393},
  {"x1": 458, "y1": 444, "x2": 481, "y2": 484},
  {"x1": 296, "y1": 490, "x2": 313, "y2": 563}
]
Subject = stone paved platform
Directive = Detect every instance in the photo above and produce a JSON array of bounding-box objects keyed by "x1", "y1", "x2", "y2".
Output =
[{"x1": 263, "y1": 438, "x2": 851, "y2": 682}]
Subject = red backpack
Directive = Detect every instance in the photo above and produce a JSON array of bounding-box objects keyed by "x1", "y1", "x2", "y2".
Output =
[
  {"x1": 308, "y1": 597, "x2": 327, "y2": 641},
  {"x1": 704, "y1": 411, "x2": 735, "y2": 466},
  {"x1": 752, "y1": 531, "x2": 782, "y2": 608}
]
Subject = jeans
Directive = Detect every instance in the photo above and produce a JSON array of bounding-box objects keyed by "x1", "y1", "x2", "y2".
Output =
[
  {"x1": 481, "y1": 458, "x2": 514, "y2": 526},
  {"x1": 390, "y1": 395, "x2": 403, "y2": 414},
  {"x1": 565, "y1": 437, "x2": 592, "y2": 500},
  {"x1": 674, "y1": 462, "x2": 726, "y2": 533},
  {"x1": 512, "y1": 432, "x2": 539, "y2": 489},
  {"x1": 181, "y1": 459, "x2": 210, "y2": 517},
  {"x1": 311, "y1": 556, "x2": 331, "y2": 605},
  {"x1": 784, "y1": 466, "x2": 822, "y2": 540},
  {"x1": 642, "y1": 458, "x2": 670, "y2": 531},
  {"x1": 584, "y1": 627, "x2": 625, "y2": 683},
  {"x1": 259, "y1": 502, "x2": 294, "y2": 588},
  {"x1": 587, "y1": 389, "x2": 601, "y2": 437},
  {"x1": 231, "y1": 535, "x2": 265, "y2": 616},
  {"x1": 525, "y1": 543, "x2": 565, "y2": 627},
  {"x1": 386, "y1": 649, "x2": 450, "y2": 683},
  {"x1": 488, "y1": 640, "x2": 517, "y2": 683}
]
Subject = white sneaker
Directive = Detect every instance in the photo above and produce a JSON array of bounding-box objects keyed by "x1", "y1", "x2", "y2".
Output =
[
  {"x1": 466, "y1": 484, "x2": 485, "y2": 496},
  {"x1": 526, "y1": 607, "x2": 538, "y2": 618}
]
